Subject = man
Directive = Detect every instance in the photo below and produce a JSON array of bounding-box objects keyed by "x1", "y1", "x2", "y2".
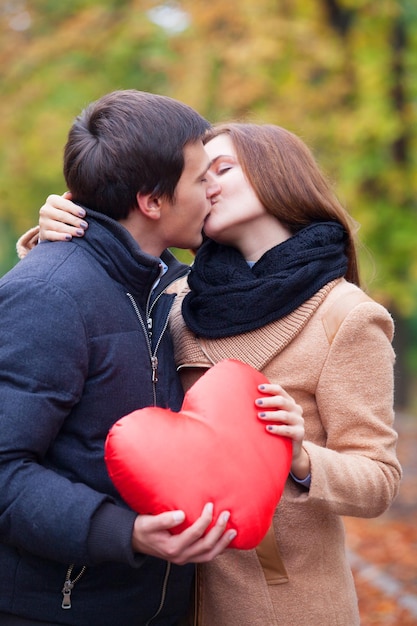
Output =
[{"x1": 0, "y1": 90, "x2": 233, "y2": 626}]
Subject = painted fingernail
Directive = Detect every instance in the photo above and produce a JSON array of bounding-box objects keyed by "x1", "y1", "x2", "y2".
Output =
[
  {"x1": 80, "y1": 221, "x2": 88, "y2": 229},
  {"x1": 255, "y1": 399, "x2": 263, "y2": 406},
  {"x1": 65, "y1": 235, "x2": 72, "y2": 241},
  {"x1": 78, "y1": 209, "x2": 86, "y2": 217},
  {"x1": 266, "y1": 425, "x2": 274, "y2": 432},
  {"x1": 76, "y1": 229, "x2": 85, "y2": 236},
  {"x1": 259, "y1": 412, "x2": 267, "y2": 418},
  {"x1": 258, "y1": 385, "x2": 266, "y2": 390}
]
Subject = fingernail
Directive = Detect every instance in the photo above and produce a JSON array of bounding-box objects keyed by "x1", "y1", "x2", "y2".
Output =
[
  {"x1": 65, "y1": 235, "x2": 72, "y2": 241},
  {"x1": 228, "y1": 530, "x2": 237, "y2": 540},
  {"x1": 78, "y1": 209, "x2": 86, "y2": 217},
  {"x1": 205, "y1": 502, "x2": 214, "y2": 515},
  {"x1": 172, "y1": 510, "x2": 185, "y2": 523},
  {"x1": 255, "y1": 399, "x2": 263, "y2": 406},
  {"x1": 76, "y1": 229, "x2": 85, "y2": 237},
  {"x1": 221, "y1": 511, "x2": 230, "y2": 524},
  {"x1": 80, "y1": 221, "x2": 88, "y2": 229},
  {"x1": 266, "y1": 425, "x2": 274, "y2": 432},
  {"x1": 259, "y1": 412, "x2": 266, "y2": 418},
  {"x1": 258, "y1": 385, "x2": 266, "y2": 390}
]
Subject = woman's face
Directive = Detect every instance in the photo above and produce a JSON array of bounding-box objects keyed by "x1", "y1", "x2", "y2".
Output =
[
  {"x1": 203, "y1": 134, "x2": 268, "y2": 248},
  {"x1": 203, "y1": 133, "x2": 292, "y2": 260}
]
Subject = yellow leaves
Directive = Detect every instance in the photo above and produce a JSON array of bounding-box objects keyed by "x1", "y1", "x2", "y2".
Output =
[
  {"x1": 344, "y1": 412, "x2": 417, "y2": 624},
  {"x1": 0, "y1": 0, "x2": 416, "y2": 316}
]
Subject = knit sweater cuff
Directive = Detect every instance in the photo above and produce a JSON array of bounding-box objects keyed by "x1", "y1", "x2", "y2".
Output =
[
  {"x1": 16, "y1": 225, "x2": 40, "y2": 259},
  {"x1": 88, "y1": 502, "x2": 146, "y2": 568}
]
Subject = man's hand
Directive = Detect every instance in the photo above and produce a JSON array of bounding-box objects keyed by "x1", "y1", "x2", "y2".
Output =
[{"x1": 132, "y1": 502, "x2": 236, "y2": 565}]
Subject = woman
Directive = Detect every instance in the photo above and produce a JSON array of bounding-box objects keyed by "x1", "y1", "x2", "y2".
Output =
[{"x1": 19, "y1": 123, "x2": 401, "y2": 625}]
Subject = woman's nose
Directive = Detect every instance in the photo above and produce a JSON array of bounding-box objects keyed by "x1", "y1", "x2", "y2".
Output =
[{"x1": 206, "y1": 171, "x2": 221, "y2": 198}]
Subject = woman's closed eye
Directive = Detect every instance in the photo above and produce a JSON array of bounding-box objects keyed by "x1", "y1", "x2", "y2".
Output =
[
  {"x1": 217, "y1": 165, "x2": 233, "y2": 175},
  {"x1": 210, "y1": 162, "x2": 234, "y2": 177},
  {"x1": 208, "y1": 154, "x2": 237, "y2": 177}
]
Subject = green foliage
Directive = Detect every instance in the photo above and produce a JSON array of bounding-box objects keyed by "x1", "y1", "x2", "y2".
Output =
[
  {"x1": 1, "y1": 0, "x2": 416, "y2": 406},
  {"x1": 1, "y1": 0, "x2": 416, "y2": 316},
  {"x1": 172, "y1": 0, "x2": 417, "y2": 315},
  {"x1": 171, "y1": 248, "x2": 194, "y2": 266},
  {"x1": 0, "y1": 0, "x2": 174, "y2": 275}
]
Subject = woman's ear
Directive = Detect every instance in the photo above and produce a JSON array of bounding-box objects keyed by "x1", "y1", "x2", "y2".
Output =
[{"x1": 136, "y1": 192, "x2": 162, "y2": 221}]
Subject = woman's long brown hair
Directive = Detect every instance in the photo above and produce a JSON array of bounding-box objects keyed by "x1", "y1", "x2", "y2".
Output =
[{"x1": 204, "y1": 123, "x2": 360, "y2": 286}]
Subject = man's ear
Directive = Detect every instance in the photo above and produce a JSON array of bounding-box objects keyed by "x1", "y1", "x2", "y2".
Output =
[{"x1": 136, "y1": 192, "x2": 162, "y2": 221}]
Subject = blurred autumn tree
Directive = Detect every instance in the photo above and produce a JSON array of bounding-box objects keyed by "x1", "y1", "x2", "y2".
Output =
[
  {"x1": 0, "y1": 0, "x2": 176, "y2": 265},
  {"x1": 168, "y1": 0, "x2": 417, "y2": 405},
  {"x1": 1, "y1": 0, "x2": 416, "y2": 405}
]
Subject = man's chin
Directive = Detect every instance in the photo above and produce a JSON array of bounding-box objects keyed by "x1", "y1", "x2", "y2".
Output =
[{"x1": 189, "y1": 232, "x2": 205, "y2": 249}]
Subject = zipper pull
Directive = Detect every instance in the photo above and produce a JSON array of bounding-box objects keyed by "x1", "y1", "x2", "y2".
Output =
[
  {"x1": 61, "y1": 564, "x2": 86, "y2": 610},
  {"x1": 151, "y1": 355, "x2": 158, "y2": 383},
  {"x1": 61, "y1": 579, "x2": 74, "y2": 609}
]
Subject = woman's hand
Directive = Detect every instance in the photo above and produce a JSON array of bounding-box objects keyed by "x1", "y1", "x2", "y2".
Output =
[
  {"x1": 39, "y1": 192, "x2": 88, "y2": 241},
  {"x1": 256, "y1": 384, "x2": 310, "y2": 480}
]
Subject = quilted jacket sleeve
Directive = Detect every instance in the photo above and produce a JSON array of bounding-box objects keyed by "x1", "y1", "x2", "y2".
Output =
[{"x1": 0, "y1": 275, "x2": 137, "y2": 565}]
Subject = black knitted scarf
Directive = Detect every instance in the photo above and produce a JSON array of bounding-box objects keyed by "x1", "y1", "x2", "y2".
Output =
[{"x1": 181, "y1": 222, "x2": 348, "y2": 338}]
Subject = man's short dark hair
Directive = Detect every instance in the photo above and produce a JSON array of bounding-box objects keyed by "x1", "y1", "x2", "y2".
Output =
[{"x1": 63, "y1": 90, "x2": 211, "y2": 220}]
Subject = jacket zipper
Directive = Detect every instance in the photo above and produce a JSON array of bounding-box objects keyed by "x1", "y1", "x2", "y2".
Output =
[
  {"x1": 127, "y1": 284, "x2": 176, "y2": 625},
  {"x1": 145, "y1": 272, "x2": 181, "y2": 378},
  {"x1": 145, "y1": 562, "x2": 171, "y2": 625},
  {"x1": 193, "y1": 566, "x2": 199, "y2": 626},
  {"x1": 61, "y1": 564, "x2": 86, "y2": 609},
  {"x1": 126, "y1": 290, "x2": 172, "y2": 406},
  {"x1": 126, "y1": 292, "x2": 158, "y2": 404}
]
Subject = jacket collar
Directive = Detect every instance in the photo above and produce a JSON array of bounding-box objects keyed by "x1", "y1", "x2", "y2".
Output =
[{"x1": 75, "y1": 209, "x2": 188, "y2": 307}]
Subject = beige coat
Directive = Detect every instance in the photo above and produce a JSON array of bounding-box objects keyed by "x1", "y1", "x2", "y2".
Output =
[{"x1": 170, "y1": 278, "x2": 402, "y2": 626}]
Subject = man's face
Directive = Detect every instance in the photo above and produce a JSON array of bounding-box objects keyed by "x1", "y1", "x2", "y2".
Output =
[{"x1": 159, "y1": 140, "x2": 214, "y2": 250}]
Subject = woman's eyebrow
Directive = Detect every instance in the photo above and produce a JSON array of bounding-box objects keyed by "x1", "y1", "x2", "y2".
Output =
[{"x1": 209, "y1": 154, "x2": 233, "y2": 166}]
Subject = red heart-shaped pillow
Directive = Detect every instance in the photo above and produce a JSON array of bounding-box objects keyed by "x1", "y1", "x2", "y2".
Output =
[{"x1": 105, "y1": 359, "x2": 292, "y2": 549}]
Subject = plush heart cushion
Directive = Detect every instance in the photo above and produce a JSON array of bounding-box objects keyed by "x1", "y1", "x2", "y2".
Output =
[{"x1": 105, "y1": 359, "x2": 292, "y2": 549}]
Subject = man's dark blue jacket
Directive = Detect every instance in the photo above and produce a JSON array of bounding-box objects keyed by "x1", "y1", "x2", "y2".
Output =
[{"x1": 0, "y1": 211, "x2": 192, "y2": 625}]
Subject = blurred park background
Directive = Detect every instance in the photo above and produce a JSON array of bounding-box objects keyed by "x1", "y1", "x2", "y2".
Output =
[
  {"x1": 0, "y1": 2, "x2": 416, "y2": 623},
  {"x1": 1, "y1": 0, "x2": 417, "y2": 411}
]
